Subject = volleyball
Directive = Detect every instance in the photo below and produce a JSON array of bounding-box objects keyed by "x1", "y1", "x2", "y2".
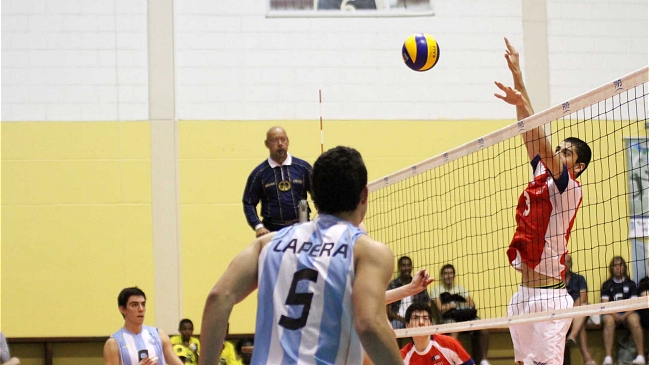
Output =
[{"x1": 402, "y1": 33, "x2": 440, "y2": 72}]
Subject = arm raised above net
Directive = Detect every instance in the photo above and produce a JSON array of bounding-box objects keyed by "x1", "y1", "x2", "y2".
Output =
[{"x1": 495, "y1": 37, "x2": 564, "y2": 179}]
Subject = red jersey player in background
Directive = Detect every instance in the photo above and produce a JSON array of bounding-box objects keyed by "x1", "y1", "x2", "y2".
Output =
[
  {"x1": 400, "y1": 302, "x2": 474, "y2": 365},
  {"x1": 494, "y1": 38, "x2": 592, "y2": 365}
]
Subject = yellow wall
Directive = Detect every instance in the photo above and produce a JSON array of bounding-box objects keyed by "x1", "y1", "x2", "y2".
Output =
[{"x1": 1, "y1": 121, "x2": 155, "y2": 337}]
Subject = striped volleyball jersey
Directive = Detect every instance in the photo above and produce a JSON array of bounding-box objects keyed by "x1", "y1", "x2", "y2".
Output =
[
  {"x1": 251, "y1": 214, "x2": 364, "y2": 365},
  {"x1": 400, "y1": 335, "x2": 474, "y2": 365},
  {"x1": 111, "y1": 326, "x2": 166, "y2": 365},
  {"x1": 507, "y1": 155, "x2": 582, "y2": 280}
]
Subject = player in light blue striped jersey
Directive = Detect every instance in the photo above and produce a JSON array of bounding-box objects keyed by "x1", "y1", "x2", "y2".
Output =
[{"x1": 199, "y1": 146, "x2": 403, "y2": 365}]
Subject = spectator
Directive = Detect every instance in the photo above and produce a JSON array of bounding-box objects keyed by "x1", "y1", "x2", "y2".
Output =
[
  {"x1": 242, "y1": 126, "x2": 312, "y2": 237},
  {"x1": 400, "y1": 302, "x2": 474, "y2": 365},
  {"x1": 0, "y1": 332, "x2": 20, "y2": 365},
  {"x1": 637, "y1": 276, "x2": 649, "y2": 330},
  {"x1": 235, "y1": 337, "x2": 254, "y2": 365},
  {"x1": 387, "y1": 256, "x2": 431, "y2": 330},
  {"x1": 600, "y1": 256, "x2": 645, "y2": 365},
  {"x1": 564, "y1": 254, "x2": 595, "y2": 365},
  {"x1": 219, "y1": 324, "x2": 241, "y2": 365},
  {"x1": 170, "y1": 319, "x2": 200, "y2": 364},
  {"x1": 430, "y1": 264, "x2": 490, "y2": 365}
]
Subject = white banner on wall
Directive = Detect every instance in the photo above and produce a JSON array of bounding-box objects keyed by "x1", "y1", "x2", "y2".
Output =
[
  {"x1": 626, "y1": 137, "x2": 649, "y2": 238},
  {"x1": 630, "y1": 217, "x2": 649, "y2": 238},
  {"x1": 625, "y1": 137, "x2": 649, "y2": 282}
]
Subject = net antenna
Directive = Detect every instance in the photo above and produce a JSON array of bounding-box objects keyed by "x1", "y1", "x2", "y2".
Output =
[
  {"x1": 365, "y1": 66, "x2": 649, "y2": 337},
  {"x1": 319, "y1": 89, "x2": 324, "y2": 155}
]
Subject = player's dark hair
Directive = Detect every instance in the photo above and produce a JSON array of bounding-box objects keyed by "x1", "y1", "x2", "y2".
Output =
[
  {"x1": 608, "y1": 256, "x2": 627, "y2": 278},
  {"x1": 564, "y1": 137, "x2": 591, "y2": 178},
  {"x1": 179, "y1": 318, "x2": 193, "y2": 329},
  {"x1": 440, "y1": 263, "x2": 455, "y2": 277},
  {"x1": 118, "y1": 287, "x2": 146, "y2": 308},
  {"x1": 311, "y1": 146, "x2": 367, "y2": 214},
  {"x1": 405, "y1": 302, "x2": 433, "y2": 323}
]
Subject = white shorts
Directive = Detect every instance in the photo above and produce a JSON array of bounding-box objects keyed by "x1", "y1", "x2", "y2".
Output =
[{"x1": 508, "y1": 285, "x2": 573, "y2": 365}]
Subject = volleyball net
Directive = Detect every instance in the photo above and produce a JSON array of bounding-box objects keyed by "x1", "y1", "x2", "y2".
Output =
[{"x1": 364, "y1": 67, "x2": 649, "y2": 336}]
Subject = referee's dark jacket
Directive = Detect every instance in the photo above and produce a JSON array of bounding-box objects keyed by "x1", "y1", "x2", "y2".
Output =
[{"x1": 243, "y1": 154, "x2": 312, "y2": 232}]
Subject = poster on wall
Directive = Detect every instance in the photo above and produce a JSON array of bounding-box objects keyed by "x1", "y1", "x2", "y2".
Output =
[
  {"x1": 626, "y1": 137, "x2": 649, "y2": 238},
  {"x1": 270, "y1": 0, "x2": 432, "y2": 12}
]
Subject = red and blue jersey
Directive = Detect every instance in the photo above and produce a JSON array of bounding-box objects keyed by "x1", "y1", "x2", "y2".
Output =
[
  {"x1": 507, "y1": 155, "x2": 582, "y2": 280},
  {"x1": 400, "y1": 335, "x2": 474, "y2": 365}
]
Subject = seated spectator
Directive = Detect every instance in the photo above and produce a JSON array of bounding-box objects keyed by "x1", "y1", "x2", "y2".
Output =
[
  {"x1": 430, "y1": 264, "x2": 490, "y2": 365},
  {"x1": 170, "y1": 319, "x2": 200, "y2": 365},
  {"x1": 387, "y1": 256, "x2": 431, "y2": 330},
  {"x1": 564, "y1": 254, "x2": 595, "y2": 365},
  {"x1": 600, "y1": 256, "x2": 645, "y2": 365},
  {"x1": 235, "y1": 337, "x2": 254, "y2": 365},
  {"x1": 400, "y1": 302, "x2": 474, "y2": 365},
  {"x1": 0, "y1": 332, "x2": 20, "y2": 365},
  {"x1": 219, "y1": 324, "x2": 242, "y2": 365},
  {"x1": 637, "y1": 276, "x2": 649, "y2": 330}
]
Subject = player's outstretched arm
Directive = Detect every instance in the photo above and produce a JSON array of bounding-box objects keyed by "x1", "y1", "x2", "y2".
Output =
[
  {"x1": 199, "y1": 234, "x2": 272, "y2": 365},
  {"x1": 496, "y1": 37, "x2": 563, "y2": 179},
  {"x1": 385, "y1": 269, "x2": 434, "y2": 304},
  {"x1": 353, "y1": 235, "x2": 404, "y2": 365}
]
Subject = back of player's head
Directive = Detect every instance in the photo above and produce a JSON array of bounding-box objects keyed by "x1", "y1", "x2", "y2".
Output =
[
  {"x1": 118, "y1": 287, "x2": 146, "y2": 308},
  {"x1": 404, "y1": 302, "x2": 433, "y2": 323},
  {"x1": 311, "y1": 146, "x2": 367, "y2": 214},
  {"x1": 179, "y1": 318, "x2": 193, "y2": 329},
  {"x1": 440, "y1": 263, "x2": 455, "y2": 277},
  {"x1": 564, "y1": 137, "x2": 591, "y2": 177}
]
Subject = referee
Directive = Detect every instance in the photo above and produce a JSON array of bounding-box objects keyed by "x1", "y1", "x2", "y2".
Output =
[{"x1": 242, "y1": 126, "x2": 312, "y2": 237}]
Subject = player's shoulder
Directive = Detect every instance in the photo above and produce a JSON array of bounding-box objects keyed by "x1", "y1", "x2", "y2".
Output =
[
  {"x1": 433, "y1": 333, "x2": 461, "y2": 347},
  {"x1": 352, "y1": 234, "x2": 390, "y2": 265}
]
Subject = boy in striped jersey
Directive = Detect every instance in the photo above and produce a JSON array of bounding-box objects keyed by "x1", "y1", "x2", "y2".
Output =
[
  {"x1": 104, "y1": 287, "x2": 183, "y2": 365},
  {"x1": 199, "y1": 146, "x2": 403, "y2": 365}
]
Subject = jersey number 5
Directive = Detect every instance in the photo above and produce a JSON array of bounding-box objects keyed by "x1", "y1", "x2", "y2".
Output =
[{"x1": 279, "y1": 268, "x2": 319, "y2": 330}]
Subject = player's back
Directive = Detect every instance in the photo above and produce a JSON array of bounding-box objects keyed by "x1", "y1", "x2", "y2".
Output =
[{"x1": 251, "y1": 214, "x2": 364, "y2": 365}]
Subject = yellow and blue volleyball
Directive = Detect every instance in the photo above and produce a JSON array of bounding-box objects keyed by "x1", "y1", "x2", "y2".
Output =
[{"x1": 402, "y1": 33, "x2": 440, "y2": 72}]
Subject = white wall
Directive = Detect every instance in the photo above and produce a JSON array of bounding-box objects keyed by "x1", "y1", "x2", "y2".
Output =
[
  {"x1": 2, "y1": 0, "x2": 647, "y2": 121},
  {"x1": 174, "y1": 0, "x2": 526, "y2": 120},
  {"x1": 546, "y1": 0, "x2": 648, "y2": 105},
  {"x1": 1, "y1": 0, "x2": 149, "y2": 121}
]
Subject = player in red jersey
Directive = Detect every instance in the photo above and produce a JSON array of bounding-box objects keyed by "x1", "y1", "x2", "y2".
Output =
[
  {"x1": 494, "y1": 38, "x2": 592, "y2": 365},
  {"x1": 400, "y1": 302, "x2": 474, "y2": 365}
]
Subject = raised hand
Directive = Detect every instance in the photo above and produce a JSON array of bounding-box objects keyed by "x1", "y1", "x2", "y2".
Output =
[
  {"x1": 494, "y1": 81, "x2": 526, "y2": 107},
  {"x1": 410, "y1": 269, "x2": 435, "y2": 291},
  {"x1": 503, "y1": 37, "x2": 522, "y2": 75}
]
